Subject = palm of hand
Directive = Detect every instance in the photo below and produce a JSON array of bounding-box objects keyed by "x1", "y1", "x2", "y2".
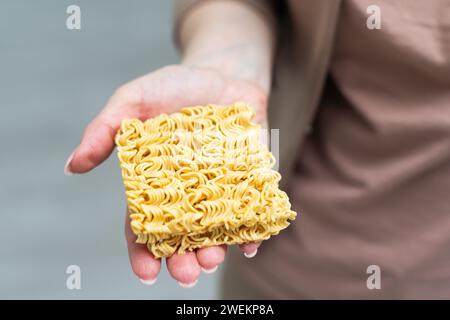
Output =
[{"x1": 132, "y1": 65, "x2": 267, "y2": 124}]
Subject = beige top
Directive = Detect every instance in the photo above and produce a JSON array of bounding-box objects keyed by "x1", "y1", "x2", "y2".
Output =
[
  {"x1": 177, "y1": 0, "x2": 450, "y2": 298},
  {"x1": 288, "y1": 0, "x2": 450, "y2": 298}
]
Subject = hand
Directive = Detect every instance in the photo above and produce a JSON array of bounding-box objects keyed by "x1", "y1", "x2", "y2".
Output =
[{"x1": 65, "y1": 64, "x2": 266, "y2": 287}]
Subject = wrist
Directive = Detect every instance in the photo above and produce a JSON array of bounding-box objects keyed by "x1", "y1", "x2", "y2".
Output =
[
  {"x1": 178, "y1": 1, "x2": 274, "y2": 93},
  {"x1": 181, "y1": 44, "x2": 272, "y2": 93}
]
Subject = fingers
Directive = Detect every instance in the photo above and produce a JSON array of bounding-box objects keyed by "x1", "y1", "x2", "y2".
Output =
[
  {"x1": 196, "y1": 245, "x2": 227, "y2": 273},
  {"x1": 164, "y1": 242, "x2": 257, "y2": 288},
  {"x1": 239, "y1": 241, "x2": 261, "y2": 258},
  {"x1": 65, "y1": 84, "x2": 142, "y2": 175},
  {"x1": 126, "y1": 200, "x2": 257, "y2": 288},
  {"x1": 166, "y1": 245, "x2": 228, "y2": 287},
  {"x1": 125, "y1": 211, "x2": 161, "y2": 284},
  {"x1": 166, "y1": 252, "x2": 201, "y2": 287}
]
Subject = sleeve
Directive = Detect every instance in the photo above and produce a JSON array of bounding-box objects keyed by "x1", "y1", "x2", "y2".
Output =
[{"x1": 173, "y1": 0, "x2": 278, "y2": 52}]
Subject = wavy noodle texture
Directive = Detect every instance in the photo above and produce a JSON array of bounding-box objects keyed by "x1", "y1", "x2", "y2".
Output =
[{"x1": 115, "y1": 103, "x2": 297, "y2": 258}]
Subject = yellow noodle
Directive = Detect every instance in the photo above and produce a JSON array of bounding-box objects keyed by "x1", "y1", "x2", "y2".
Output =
[{"x1": 115, "y1": 103, "x2": 297, "y2": 258}]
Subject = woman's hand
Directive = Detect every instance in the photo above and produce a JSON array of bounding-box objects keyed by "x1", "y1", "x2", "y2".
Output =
[
  {"x1": 66, "y1": 0, "x2": 275, "y2": 287},
  {"x1": 65, "y1": 64, "x2": 265, "y2": 286}
]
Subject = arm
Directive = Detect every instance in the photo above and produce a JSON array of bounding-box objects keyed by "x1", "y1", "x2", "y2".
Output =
[
  {"x1": 65, "y1": 0, "x2": 277, "y2": 286},
  {"x1": 178, "y1": 0, "x2": 276, "y2": 93}
]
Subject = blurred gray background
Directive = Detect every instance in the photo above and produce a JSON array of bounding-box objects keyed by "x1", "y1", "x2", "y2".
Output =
[{"x1": 0, "y1": 0, "x2": 221, "y2": 299}]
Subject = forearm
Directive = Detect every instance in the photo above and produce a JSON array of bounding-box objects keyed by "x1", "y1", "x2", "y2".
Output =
[{"x1": 178, "y1": 1, "x2": 276, "y2": 93}]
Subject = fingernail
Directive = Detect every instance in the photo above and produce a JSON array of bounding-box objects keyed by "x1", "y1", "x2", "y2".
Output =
[
  {"x1": 244, "y1": 249, "x2": 258, "y2": 258},
  {"x1": 139, "y1": 277, "x2": 157, "y2": 286},
  {"x1": 178, "y1": 279, "x2": 198, "y2": 288},
  {"x1": 64, "y1": 151, "x2": 75, "y2": 176},
  {"x1": 201, "y1": 265, "x2": 218, "y2": 274}
]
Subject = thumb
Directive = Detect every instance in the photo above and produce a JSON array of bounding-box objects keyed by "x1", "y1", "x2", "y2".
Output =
[{"x1": 64, "y1": 85, "x2": 142, "y2": 175}]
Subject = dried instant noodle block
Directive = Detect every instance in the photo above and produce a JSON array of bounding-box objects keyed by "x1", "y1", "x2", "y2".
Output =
[{"x1": 115, "y1": 103, "x2": 297, "y2": 258}]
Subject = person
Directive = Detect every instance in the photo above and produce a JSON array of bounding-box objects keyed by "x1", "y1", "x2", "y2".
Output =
[{"x1": 64, "y1": 0, "x2": 450, "y2": 298}]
